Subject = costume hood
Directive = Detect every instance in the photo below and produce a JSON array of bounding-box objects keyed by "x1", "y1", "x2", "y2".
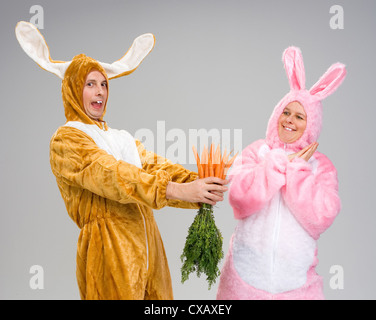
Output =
[
  {"x1": 265, "y1": 47, "x2": 346, "y2": 152},
  {"x1": 62, "y1": 54, "x2": 109, "y2": 129},
  {"x1": 15, "y1": 21, "x2": 155, "y2": 128}
]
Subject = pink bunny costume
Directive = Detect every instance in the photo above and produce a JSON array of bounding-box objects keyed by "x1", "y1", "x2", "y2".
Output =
[{"x1": 216, "y1": 47, "x2": 346, "y2": 300}]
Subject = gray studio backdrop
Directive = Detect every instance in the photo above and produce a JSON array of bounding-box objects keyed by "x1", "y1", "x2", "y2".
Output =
[{"x1": 0, "y1": 0, "x2": 375, "y2": 300}]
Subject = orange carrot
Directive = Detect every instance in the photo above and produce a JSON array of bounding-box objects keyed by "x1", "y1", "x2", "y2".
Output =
[
  {"x1": 208, "y1": 144, "x2": 214, "y2": 177},
  {"x1": 213, "y1": 144, "x2": 221, "y2": 177},
  {"x1": 201, "y1": 146, "x2": 209, "y2": 178},
  {"x1": 199, "y1": 164, "x2": 204, "y2": 178},
  {"x1": 223, "y1": 152, "x2": 238, "y2": 179},
  {"x1": 226, "y1": 152, "x2": 238, "y2": 168},
  {"x1": 215, "y1": 144, "x2": 221, "y2": 164},
  {"x1": 192, "y1": 145, "x2": 199, "y2": 165},
  {"x1": 219, "y1": 150, "x2": 228, "y2": 180},
  {"x1": 192, "y1": 146, "x2": 204, "y2": 178}
]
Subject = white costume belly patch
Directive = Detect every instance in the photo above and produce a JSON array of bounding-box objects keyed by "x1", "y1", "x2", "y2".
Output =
[{"x1": 64, "y1": 121, "x2": 142, "y2": 168}]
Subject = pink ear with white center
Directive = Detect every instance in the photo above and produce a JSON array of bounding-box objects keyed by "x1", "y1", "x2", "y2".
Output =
[
  {"x1": 283, "y1": 47, "x2": 306, "y2": 91},
  {"x1": 309, "y1": 63, "x2": 346, "y2": 100}
]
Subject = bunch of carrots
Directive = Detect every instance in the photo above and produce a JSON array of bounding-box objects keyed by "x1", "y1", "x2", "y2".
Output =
[
  {"x1": 181, "y1": 143, "x2": 237, "y2": 289},
  {"x1": 192, "y1": 144, "x2": 237, "y2": 180}
]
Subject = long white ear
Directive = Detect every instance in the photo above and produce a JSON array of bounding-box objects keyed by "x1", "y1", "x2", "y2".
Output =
[
  {"x1": 15, "y1": 21, "x2": 71, "y2": 79},
  {"x1": 99, "y1": 33, "x2": 155, "y2": 80}
]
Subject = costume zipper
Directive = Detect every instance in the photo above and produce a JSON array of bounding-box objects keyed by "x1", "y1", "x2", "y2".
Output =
[
  {"x1": 271, "y1": 144, "x2": 286, "y2": 276},
  {"x1": 137, "y1": 204, "x2": 149, "y2": 271},
  {"x1": 271, "y1": 193, "x2": 282, "y2": 275}
]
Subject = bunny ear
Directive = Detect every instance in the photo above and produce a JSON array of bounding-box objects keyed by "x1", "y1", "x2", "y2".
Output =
[
  {"x1": 99, "y1": 33, "x2": 155, "y2": 80},
  {"x1": 283, "y1": 46, "x2": 306, "y2": 91},
  {"x1": 309, "y1": 63, "x2": 346, "y2": 100},
  {"x1": 16, "y1": 21, "x2": 155, "y2": 81},
  {"x1": 15, "y1": 21, "x2": 71, "y2": 79}
]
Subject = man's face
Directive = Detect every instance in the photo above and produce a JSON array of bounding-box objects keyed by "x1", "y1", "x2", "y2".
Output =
[{"x1": 82, "y1": 70, "x2": 108, "y2": 120}]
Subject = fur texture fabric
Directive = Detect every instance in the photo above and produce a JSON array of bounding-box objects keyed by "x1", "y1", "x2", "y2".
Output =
[{"x1": 217, "y1": 47, "x2": 346, "y2": 300}]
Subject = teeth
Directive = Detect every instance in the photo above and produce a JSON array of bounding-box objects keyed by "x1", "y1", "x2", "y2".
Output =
[
  {"x1": 97, "y1": 101, "x2": 102, "y2": 104},
  {"x1": 284, "y1": 127, "x2": 293, "y2": 131}
]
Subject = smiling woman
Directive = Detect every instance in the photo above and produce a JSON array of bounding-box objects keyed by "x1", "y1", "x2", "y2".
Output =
[
  {"x1": 217, "y1": 46, "x2": 346, "y2": 300},
  {"x1": 278, "y1": 101, "x2": 307, "y2": 144}
]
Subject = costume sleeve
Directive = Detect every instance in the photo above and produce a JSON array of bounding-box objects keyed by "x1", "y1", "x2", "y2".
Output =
[
  {"x1": 50, "y1": 127, "x2": 171, "y2": 210},
  {"x1": 135, "y1": 140, "x2": 199, "y2": 209},
  {"x1": 229, "y1": 140, "x2": 288, "y2": 219},
  {"x1": 284, "y1": 152, "x2": 341, "y2": 239}
]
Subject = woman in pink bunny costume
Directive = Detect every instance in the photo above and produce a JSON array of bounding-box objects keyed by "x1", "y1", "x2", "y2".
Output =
[{"x1": 216, "y1": 47, "x2": 346, "y2": 300}]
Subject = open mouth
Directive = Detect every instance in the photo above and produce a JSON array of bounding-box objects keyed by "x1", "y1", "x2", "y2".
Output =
[{"x1": 91, "y1": 100, "x2": 103, "y2": 109}]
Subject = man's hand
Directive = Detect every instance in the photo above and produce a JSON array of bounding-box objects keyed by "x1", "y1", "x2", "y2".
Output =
[{"x1": 166, "y1": 177, "x2": 228, "y2": 206}]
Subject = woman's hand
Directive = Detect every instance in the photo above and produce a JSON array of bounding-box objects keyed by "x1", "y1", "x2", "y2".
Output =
[
  {"x1": 288, "y1": 142, "x2": 318, "y2": 162},
  {"x1": 166, "y1": 177, "x2": 228, "y2": 206}
]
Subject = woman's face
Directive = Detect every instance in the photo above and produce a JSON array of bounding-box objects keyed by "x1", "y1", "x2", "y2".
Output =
[
  {"x1": 82, "y1": 70, "x2": 108, "y2": 120},
  {"x1": 278, "y1": 101, "x2": 307, "y2": 144}
]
